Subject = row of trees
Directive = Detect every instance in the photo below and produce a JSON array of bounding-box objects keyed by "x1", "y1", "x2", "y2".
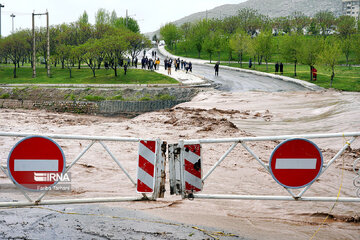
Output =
[
  {"x1": 0, "y1": 9, "x2": 150, "y2": 78},
  {"x1": 160, "y1": 8, "x2": 360, "y2": 86}
]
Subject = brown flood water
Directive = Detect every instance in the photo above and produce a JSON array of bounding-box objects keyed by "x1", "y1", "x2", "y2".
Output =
[{"x1": 0, "y1": 89, "x2": 359, "y2": 240}]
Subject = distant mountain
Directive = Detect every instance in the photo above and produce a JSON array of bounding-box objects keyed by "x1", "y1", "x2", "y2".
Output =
[
  {"x1": 173, "y1": 0, "x2": 342, "y2": 26},
  {"x1": 146, "y1": 0, "x2": 342, "y2": 38}
]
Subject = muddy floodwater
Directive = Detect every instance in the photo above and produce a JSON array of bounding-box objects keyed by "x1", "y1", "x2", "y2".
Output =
[{"x1": 0, "y1": 89, "x2": 359, "y2": 239}]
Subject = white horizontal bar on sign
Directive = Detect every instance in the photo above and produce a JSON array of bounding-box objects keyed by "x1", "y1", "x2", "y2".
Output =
[
  {"x1": 14, "y1": 160, "x2": 58, "y2": 171},
  {"x1": 275, "y1": 158, "x2": 317, "y2": 170}
]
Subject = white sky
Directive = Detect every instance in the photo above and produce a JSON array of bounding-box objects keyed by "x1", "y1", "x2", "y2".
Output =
[{"x1": 0, "y1": 0, "x2": 246, "y2": 36}]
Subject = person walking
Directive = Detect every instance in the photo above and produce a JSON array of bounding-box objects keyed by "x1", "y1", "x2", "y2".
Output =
[
  {"x1": 155, "y1": 58, "x2": 160, "y2": 70},
  {"x1": 214, "y1": 62, "x2": 220, "y2": 76},
  {"x1": 249, "y1": 58, "x2": 252, "y2": 68},
  {"x1": 134, "y1": 57, "x2": 138, "y2": 68},
  {"x1": 164, "y1": 58, "x2": 168, "y2": 70},
  {"x1": 189, "y1": 62, "x2": 192, "y2": 72},
  {"x1": 312, "y1": 66, "x2": 317, "y2": 81},
  {"x1": 275, "y1": 62, "x2": 279, "y2": 74},
  {"x1": 167, "y1": 59, "x2": 172, "y2": 75},
  {"x1": 124, "y1": 63, "x2": 128, "y2": 75},
  {"x1": 279, "y1": 62, "x2": 284, "y2": 75}
]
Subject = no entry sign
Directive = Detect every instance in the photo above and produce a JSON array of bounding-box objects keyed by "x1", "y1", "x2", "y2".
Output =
[
  {"x1": 269, "y1": 138, "x2": 323, "y2": 189},
  {"x1": 7, "y1": 136, "x2": 66, "y2": 191}
]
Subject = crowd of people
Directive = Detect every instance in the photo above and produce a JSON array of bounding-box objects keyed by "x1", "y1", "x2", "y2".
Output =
[{"x1": 120, "y1": 49, "x2": 195, "y2": 76}]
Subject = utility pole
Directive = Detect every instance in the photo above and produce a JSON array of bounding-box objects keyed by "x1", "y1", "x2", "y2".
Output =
[
  {"x1": 32, "y1": 12, "x2": 36, "y2": 78},
  {"x1": 32, "y1": 11, "x2": 50, "y2": 78},
  {"x1": 126, "y1": 9, "x2": 128, "y2": 28},
  {"x1": 46, "y1": 10, "x2": 50, "y2": 77},
  {"x1": 10, "y1": 13, "x2": 15, "y2": 33},
  {"x1": 0, "y1": 3, "x2": 4, "y2": 37}
]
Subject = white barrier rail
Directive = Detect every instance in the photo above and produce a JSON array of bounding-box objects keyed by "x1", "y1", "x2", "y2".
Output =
[
  {"x1": 177, "y1": 132, "x2": 360, "y2": 202},
  {"x1": 0, "y1": 132, "x2": 166, "y2": 207}
]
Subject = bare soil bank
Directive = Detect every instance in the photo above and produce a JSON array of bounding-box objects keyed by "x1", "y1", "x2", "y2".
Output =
[{"x1": 0, "y1": 89, "x2": 359, "y2": 240}]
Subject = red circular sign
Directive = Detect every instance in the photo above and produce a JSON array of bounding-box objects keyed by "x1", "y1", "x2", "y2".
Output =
[
  {"x1": 7, "y1": 136, "x2": 66, "y2": 191},
  {"x1": 269, "y1": 138, "x2": 323, "y2": 189}
]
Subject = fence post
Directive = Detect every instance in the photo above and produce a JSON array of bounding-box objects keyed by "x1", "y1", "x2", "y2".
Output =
[{"x1": 152, "y1": 139, "x2": 167, "y2": 199}]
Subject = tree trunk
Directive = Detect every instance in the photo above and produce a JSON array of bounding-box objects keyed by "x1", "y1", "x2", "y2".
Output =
[
  {"x1": 78, "y1": 60, "x2": 81, "y2": 69},
  {"x1": 210, "y1": 53, "x2": 212, "y2": 64},
  {"x1": 114, "y1": 66, "x2": 117, "y2": 77},
  {"x1": 13, "y1": 63, "x2": 17, "y2": 78},
  {"x1": 69, "y1": 68, "x2": 72, "y2": 78},
  {"x1": 240, "y1": 53, "x2": 243, "y2": 68},
  {"x1": 294, "y1": 61, "x2": 297, "y2": 77},
  {"x1": 92, "y1": 68, "x2": 96, "y2": 77},
  {"x1": 61, "y1": 60, "x2": 65, "y2": 69},
  {"x1": 330, "y1": 71, "x2": 334, "y2": 88},
  {"x1": 266, "y1": 61, "x2": 268, "y2": 71}
]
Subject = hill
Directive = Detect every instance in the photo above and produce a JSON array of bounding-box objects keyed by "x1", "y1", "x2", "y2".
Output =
[{"x1": 146, "y1": 0, "x2": 342, "y2": 38}]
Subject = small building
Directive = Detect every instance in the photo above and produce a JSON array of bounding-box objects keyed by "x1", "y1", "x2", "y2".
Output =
[{"x1": 342, "y1": 0, "x2": 360, "y2": 17}]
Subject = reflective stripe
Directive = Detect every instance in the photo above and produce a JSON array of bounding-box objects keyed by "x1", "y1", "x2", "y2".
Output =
[
  {"x1": 275, "y1": 158, "x2": 317, "y2": 169},
  {"x1": 185, "y1": 171, "x2": 202, "y2": 191},
  {"x1": 14, "y1": 160, "x2": 59, "y2": 171},
  {"x1": 137, "y1": 167, "x2": 154, "y2": 191},
  {"x1": 139, "y1": 143, "x2": 156, "y2": 165}
]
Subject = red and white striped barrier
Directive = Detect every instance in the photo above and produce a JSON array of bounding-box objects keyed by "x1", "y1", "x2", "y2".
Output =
[
  {"x1": 137, "y1": 140, "x2": 157, "y2": 193},
  {"x1": 184, "y1": 144, "x2": 202, "y2": 192}
]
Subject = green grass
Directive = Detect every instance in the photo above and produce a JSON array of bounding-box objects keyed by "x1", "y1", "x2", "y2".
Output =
[
  {"x1": 0, "y1": 66, "x2": 178, "y2": 85},
  {"x1": 223, "y1": 62, "x2": 360, "y2": 92}
]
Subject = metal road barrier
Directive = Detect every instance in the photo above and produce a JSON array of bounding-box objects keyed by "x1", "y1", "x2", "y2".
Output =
[
  {"x1": 0, "y1": 132, "x2": 166, "y2": 207},
  {"x1": 169, "y1": 132, "x2": 360, "y2": 202},
  {"x1": 1, "y1": 131, "x2": 360, "y2": 207}
]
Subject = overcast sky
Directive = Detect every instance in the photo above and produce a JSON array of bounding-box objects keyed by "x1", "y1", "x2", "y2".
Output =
[{"x1": 0, "y1": 0, "x2": 246, "y2": 36}]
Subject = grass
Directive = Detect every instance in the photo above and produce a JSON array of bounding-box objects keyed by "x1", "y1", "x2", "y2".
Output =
[
  {"x1": 0, "y1": 65, "x2": 178, "y2": 85},
  {"x1": 222, "y1": 62, "x2": 360, "y2": 92}
]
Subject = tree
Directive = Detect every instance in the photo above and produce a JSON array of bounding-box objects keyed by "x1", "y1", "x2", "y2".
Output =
[
  {"x1": 256, "y1": 30, "x2": 273, "y2": 71},
  {"x1": 280, "y1": 34, "x2": 302, "y2": 76},
  {"x1": 314, "y1": 11, "x2": 335, "y2": 37},
  {"x1": 189, "y1": 20, "x2": 209, "y2": 58},
  {"x1": 0, "y1": 33, "x2": 30, "y2": 78},
  {"x1": 112, "y1": 17, "x2": 140, "y2": 33},
  {"x1": 352, "y1": 34, "x2": 360, "y2": 66},
  {"x1": 341, "y1": 36, "x2": 353, "y2": 68},
  {"x1": 62, "y1": 45, "x2": 75, "y2": 78},
  {"x1": 230, "y1": 29, "x2": 250, "y2": 67},
  {"x1": 95, "y1": 8, "x2": 110, "y2": 26},
  {"x1": 291, "y1": 12, "x2": 309, "y2": 35},
  {"x1": 237, "y1": 8, "x2": 262, "y2": 35},
  {"x1": 337, "y1": 15, "x2": 356, "y2": 39},
  {"x1": 126, "y1": 32, "x2": 151, "y2": 65},
  {"x1": 299, "y1": 37, "x2": 321, "y2": 81},
  {"x1": 78, "y1": 11, "x2": 89, "y2": 25},
  {"x1": 160, "y1": 23, "x2": 180, "y2": 50},
  {"x1": 317, "y1": 38, "x2": 341, "y2": 87},
  {"x1": 81, "y1": 39, "x2": 101, "y2": 77},
  {"x1": 103, "y1": 35, "x2": 129, "y2": 77}
]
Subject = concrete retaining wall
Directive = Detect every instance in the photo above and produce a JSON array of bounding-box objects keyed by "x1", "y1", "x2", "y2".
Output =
[{"x1": 0, "y1": 99, "x2": 183, "y2": 116}]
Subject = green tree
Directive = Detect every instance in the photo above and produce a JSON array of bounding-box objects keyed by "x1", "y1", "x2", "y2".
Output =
[
  {"x1": 189, "y1": 20, "x2": 209, "y2": 58},
  {"x1": 78, "y1": 11, "x2": 89, "y2": 25},
  {"x1": 103, "y1": 35, "x2": 129, "y2": 77},
  {"x1": 337, "y1": 15, "x2": 356, "y2": 39},
  {"x1": 237, "y1": 8, "x2": 262, "y2": 35},
  {"x1": 314, "y1": 11, "x2": 335, "y2": 38},
  {"x1": 95, "y1": 8, "x2": 110, "y2": 25},
  {"x1": 317, "y1": 38, "x2": 341, "y2": 87},
  {"x1": 81, "y1": 39, "x2": 101, "y2": 77},
  {"x1": 280, "y1": 34, "x2": 302, "y2": 76},
  {"x1": 291, "y1": 12, "x2": 309, "y2": 35},
  {"x1": 160, "y1": 23, "x2": 180, "y2": 50},
  {"x1": 341, "y1": 36, "x2": 353, "y2": 68},
  {"x1": 0, "y1": 33, "x2": 30, "y2": 78},
  {"x1": 299, "y1": 37, "x2": 321, "y2": 81},
  {"x1": 126, "y1": 32, "x2": 151, "y2": 65},
  {"x1": 257, "y1": 30, "x2": 273, "y2": 70},
  {"x1": 229, "y1": 29, "x2": 250, "y2": 67}
]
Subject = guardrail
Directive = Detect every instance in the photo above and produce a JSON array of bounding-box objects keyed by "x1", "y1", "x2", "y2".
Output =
[
  {"x1": 0, "y1": 132, "x2": 166, "y2": 207},
  {"x1": 169, "y1": 132, "x2": 360, "y2": 202}
]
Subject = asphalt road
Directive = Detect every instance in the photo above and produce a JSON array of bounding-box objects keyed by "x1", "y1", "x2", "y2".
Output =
[{"x1": 152, "y1": 47, "x2": 308, "y2": 92}]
